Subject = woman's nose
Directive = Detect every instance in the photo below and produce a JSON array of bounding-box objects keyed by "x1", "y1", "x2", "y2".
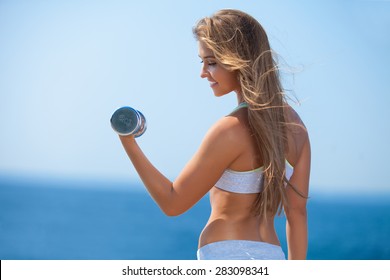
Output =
[{"x1": 200, "y1": 65, "x2": 208, "y2": 79}]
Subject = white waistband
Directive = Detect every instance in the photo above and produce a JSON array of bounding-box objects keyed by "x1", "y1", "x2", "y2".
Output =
[{"x1": 197, "y1": 240, "x2": 286, "y2": 260}]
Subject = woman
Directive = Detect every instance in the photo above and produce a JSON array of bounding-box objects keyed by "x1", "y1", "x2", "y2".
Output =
[{"x1": 118, "y1": 9, "x2": 310, "y2": 260}]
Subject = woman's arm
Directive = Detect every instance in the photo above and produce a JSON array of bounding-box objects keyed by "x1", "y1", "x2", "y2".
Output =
[
  {"x1": 119, "y1": 116, "x2": 244, "y2": 216},
  {"x1": 285, "y1": 135, "x2": 311, "y2": 260}
]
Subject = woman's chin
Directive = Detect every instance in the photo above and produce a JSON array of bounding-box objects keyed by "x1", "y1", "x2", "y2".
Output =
[{"x1": 213, "y1": 90, "x2": 230, "y2": 98}]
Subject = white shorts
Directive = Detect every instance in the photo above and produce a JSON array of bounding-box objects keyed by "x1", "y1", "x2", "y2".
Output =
[{"x1": 197, "y1": 240, "x2": 286, "y2": 260}]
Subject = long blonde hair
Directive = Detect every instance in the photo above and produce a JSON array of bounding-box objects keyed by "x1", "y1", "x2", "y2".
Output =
[{"x1": 193, "y1": 9, "x2": 290, "y2": 218}]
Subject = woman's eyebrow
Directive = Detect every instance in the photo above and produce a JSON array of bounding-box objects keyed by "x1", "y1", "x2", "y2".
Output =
[{"x1": 198, "y1": 55, "x2": 216, "y2": 59}]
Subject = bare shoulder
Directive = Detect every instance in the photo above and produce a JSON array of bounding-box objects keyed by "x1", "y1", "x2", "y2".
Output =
[
  {"x1": 183, "y1": 112, "x2": 248, "y2": 178},
  {"x1": 285, "y1": 105, "x2": 305, "y2": 129},
  {"x1": 205, "y1": 113, "x2": 248, "y2": 147},
  {"x1": 285, "y1": 105, "x2": 310, "y2": 165}
]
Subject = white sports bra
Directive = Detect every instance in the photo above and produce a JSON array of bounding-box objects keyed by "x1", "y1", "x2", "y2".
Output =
[{"x1": 215, "y1": 162, "x2": 294, "y2": 194}]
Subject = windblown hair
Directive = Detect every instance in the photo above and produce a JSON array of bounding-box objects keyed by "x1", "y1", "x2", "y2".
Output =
[{"x1": 193, "y1": 9, "x2": 291, "y2": 218}]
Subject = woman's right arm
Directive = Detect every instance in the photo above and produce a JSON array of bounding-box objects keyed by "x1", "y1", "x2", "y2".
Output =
[
  {"x1": 119, "y1": 135, "x2": 174, "y2": 208},
  {"x1": 119, "y1": 116, "x2": 244, "y2": 216}
]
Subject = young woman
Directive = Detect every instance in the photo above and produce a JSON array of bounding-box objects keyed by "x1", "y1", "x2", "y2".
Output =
[{"x1": 118, "y1": 9, "x2": 310, "y2": 260}]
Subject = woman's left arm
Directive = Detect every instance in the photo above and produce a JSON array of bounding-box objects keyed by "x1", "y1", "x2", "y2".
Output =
[{"x1": 285, "y1": 135, "x2": 311, "y2": 260}]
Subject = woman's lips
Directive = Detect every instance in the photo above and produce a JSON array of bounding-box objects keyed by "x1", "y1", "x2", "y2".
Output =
[{"x1": 209, "y1": 81, "x2": 218, "y2": 87}]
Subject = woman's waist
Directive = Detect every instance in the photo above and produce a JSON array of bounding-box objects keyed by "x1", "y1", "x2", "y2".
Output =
[{"x1": 199, "y1": 215, "x2": 277, "y2": 248}]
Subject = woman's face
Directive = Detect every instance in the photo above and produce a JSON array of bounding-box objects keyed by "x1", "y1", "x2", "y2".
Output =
[{"x1": 198, "y1": 41, "x2": 241, "y2": 97}]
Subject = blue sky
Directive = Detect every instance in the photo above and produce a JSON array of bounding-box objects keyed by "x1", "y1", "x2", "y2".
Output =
[{"x1": 1, "y1": 0, "x2": 389, "y2": 194}]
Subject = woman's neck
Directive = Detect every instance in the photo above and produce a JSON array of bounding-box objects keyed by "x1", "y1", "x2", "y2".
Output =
[{"x1": 235, "y1": 91, "x2": 244, "y2": 104}]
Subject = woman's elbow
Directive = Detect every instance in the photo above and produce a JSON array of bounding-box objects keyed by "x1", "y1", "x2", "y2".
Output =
[
  {"x1": 160, "y1": 191, "x2": 193, "y2": 216},
  {"x1": 160, "y1": 204, "x2": 187, "y2": 217},
  {"x1": 163, "y1": 208, "x2": 182, "y2": 217}
]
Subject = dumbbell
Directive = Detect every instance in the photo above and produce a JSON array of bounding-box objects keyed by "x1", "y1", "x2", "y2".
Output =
[{"x1": 110, "y1": 106, "x2": 147, "y2": 137}]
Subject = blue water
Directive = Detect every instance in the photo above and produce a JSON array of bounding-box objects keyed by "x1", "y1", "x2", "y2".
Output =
[{"x1": 1, "y1": 175, "x2": 389, "y2": 260}]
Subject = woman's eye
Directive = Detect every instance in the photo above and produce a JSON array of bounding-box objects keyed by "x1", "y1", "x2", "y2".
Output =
[{"x1": 200, "y1": 60, "x2": 217, "y2": 66}]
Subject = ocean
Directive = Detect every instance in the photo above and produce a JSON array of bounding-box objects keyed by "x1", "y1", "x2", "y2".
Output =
[{"x1": 1, "y1": 175, "x2": 389, "y2": 260}]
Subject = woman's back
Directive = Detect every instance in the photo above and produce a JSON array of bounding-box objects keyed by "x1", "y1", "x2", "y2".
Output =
[{"x1": 199, "y1": 104, "x2": 309, "y2": 248}]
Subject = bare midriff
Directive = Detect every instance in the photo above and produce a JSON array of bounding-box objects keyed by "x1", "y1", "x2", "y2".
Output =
[{"x1": 198, "y1": 187, "x2": 280, "y2": 248}]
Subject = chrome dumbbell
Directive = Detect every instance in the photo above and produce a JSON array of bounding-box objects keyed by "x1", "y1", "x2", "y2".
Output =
[{"x1": 110, "y1": 106, "x2": 147, "y2": 137}]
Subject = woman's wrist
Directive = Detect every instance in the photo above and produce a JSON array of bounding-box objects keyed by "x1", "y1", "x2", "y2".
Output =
[
  {"x1": 119, "y1": 135, "x2": 138, "y2": 154},
  {"x1": 119, "y1": 134, "x2": 136, "y2": 142}
]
